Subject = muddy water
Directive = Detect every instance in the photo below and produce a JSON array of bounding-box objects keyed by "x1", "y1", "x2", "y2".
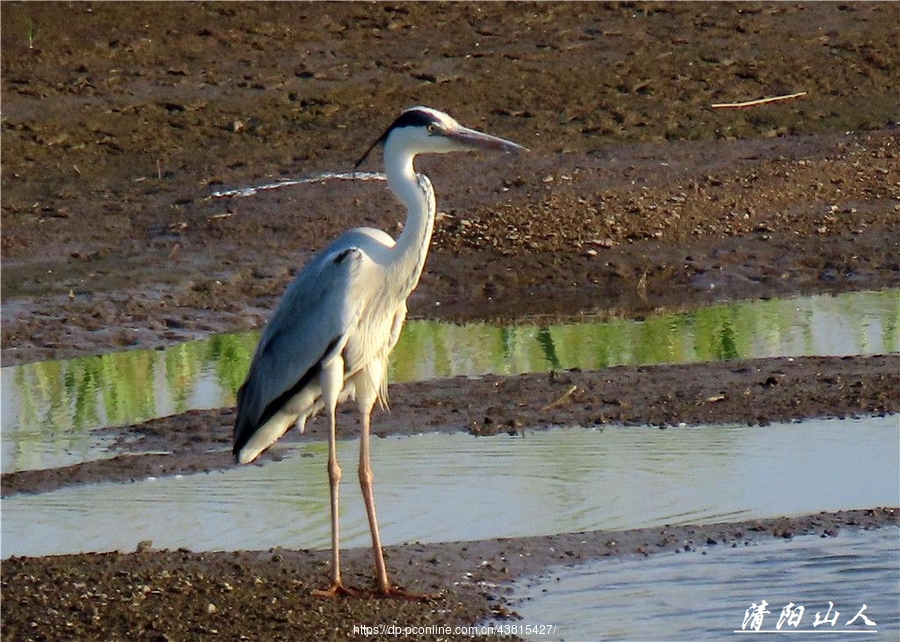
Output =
[
  {"x1": 3, "y1": 288, "x2": 897, "y2": 473},
  {"x1": 495, "y1": 527, "x2": 899, "y2": 640},
  {"x1": 2, "y1": 416, "x2": 897, "y2": 559}
]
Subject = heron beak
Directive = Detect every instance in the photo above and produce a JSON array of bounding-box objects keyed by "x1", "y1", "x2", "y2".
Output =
[
  {"x1": 449, "y1": 126, "x2": 529, "y2": 154},
  {"x1": 353, "y1": 131, "x2": 388, "y2": 173}
]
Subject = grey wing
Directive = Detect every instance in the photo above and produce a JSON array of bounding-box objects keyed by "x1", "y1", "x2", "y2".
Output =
[{"x1": 233, "y1": 243, "x2": 366, "y2": 456}]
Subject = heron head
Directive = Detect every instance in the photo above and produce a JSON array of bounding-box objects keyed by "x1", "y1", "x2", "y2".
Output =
[{"x1": 353, "y1": 106, "x2": 526, "y2": 171}]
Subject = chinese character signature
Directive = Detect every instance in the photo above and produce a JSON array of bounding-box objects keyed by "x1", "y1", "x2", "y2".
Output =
[{"x1": 739, "y1": 601, "x2": 876, "y2": 633}]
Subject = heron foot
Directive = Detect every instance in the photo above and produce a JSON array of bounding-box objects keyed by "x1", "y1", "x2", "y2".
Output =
[
  {"x1": 311, "y1": 581, "x2": 442, "y2": 600},
  {"x1": 377, "y1": 586, "x2": 444, "y2": 601},
  {"x1": 312, "y1": 582, "x2": 362, "y2": 598}
]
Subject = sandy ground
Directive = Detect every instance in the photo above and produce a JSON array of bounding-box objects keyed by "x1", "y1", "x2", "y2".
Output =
[{"x1": 2, "y1": 2, "x2": 899, "y2": 640}]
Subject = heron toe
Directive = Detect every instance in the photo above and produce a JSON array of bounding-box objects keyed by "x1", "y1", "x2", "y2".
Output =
[{"x1": 311, "y1": 582, "x2": 362, "y2": 598}]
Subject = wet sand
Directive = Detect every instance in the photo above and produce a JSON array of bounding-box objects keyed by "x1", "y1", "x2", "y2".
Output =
[{"x1": 2, "y1": 2, "x2": 899, "y2": 640}]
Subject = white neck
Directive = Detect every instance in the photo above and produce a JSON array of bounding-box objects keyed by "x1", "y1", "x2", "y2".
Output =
[{"x1": 383, "y1": 137, "x2": 436, "y2": 296}]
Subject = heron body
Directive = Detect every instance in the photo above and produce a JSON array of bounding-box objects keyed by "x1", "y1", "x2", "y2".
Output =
[{"x1": 233, "y1": 106, "x2": 525, "y2": 596}]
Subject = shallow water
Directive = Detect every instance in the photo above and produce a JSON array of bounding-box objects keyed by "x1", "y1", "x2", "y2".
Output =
[
  {"x1": 494, "y1": 527, "x2": 899, "y2": 640},
  {"x1": 2, "y1": 288, "x2": 897, "y2": 473},
  {"x1": 2, "y1": 416, "x2": 897, "y2": 559}
]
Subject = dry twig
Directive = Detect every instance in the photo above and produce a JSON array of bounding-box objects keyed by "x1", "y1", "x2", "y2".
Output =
[
  {"x1": 711, "y1": 91, "x2": 807, "y2": 110},
  {"x1": 542, "y1": 385, "x2": 578, "y2": 411}
]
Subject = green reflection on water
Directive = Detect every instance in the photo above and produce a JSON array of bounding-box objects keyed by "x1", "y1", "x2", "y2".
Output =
[{"x1": 2, "y1": 289, "x2": 898, "y2": 470}]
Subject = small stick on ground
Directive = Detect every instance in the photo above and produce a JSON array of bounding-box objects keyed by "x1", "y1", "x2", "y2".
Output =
[
  {"x1": 711, "y1": 91, "x2": 807, "y2": 110},
  {"x1": 542, "y1": 385, "x2": 578, "y2": 411}
]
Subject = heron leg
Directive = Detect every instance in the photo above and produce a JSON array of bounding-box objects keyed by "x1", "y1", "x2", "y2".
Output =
[
  {"x1": 358, "y1": 401, "x2": 391, "y2": 594},
  {"x1": 355, "y1": 370, "x2": 442, "y2": 600},
  {"x1": 312, "y1": 360, "x2": 351, "y2": 597}
]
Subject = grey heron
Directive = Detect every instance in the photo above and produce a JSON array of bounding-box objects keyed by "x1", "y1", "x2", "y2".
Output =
[{"x1": 233, "y1": 106, "x2": 526, "y2": 597}]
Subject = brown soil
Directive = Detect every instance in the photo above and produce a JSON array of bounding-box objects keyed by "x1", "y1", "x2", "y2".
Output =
[
  {"x1": 3, "y1": 2, "x2": 899, "y2": 365},
  {"x1": 3, "y1": 509, "x2": 897, "y2": 642},
  {"x1": 1, "y1": 3, "x2": 899, "y2": 641}
]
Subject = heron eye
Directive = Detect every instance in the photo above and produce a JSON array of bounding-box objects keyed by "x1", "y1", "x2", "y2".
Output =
[{"x1": 426, "y1": 124, "x2": 437, "y2": 134}]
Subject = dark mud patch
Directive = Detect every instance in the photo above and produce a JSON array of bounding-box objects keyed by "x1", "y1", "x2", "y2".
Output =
[
  {"x1": 2, "y1": 3, "x2": 899, "y2": 365},
  {"x1": 2, "y1": 129, "x2": 898, "y2": 366},
  {"x1": 4, "y1": 355, "x2": 897, "y2": 497}
]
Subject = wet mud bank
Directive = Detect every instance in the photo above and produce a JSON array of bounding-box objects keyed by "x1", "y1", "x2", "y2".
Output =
[
  {"x1": 2, "y1": 509, "x2": 897, "y2": 641},
  {"x1": 2, "y1": 2, "x2": 899, "y2": 365},
  {"x1": 2, "y1": 130, "x2": 898, "y2": 366}
]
